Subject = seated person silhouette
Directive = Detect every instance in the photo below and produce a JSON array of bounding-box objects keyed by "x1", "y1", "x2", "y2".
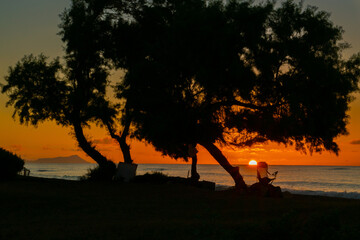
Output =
[{"x1": 257, "y1": 162, "x2": 278, "y2": 185}]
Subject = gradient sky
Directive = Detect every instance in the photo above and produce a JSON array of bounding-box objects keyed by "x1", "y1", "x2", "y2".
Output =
[{"x1": 1, "y1": 0, "x2": 359, "y2": 165}]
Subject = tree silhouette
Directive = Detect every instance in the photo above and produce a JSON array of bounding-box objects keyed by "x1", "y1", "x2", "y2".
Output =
[
  {"x1": 105, "y1": 0, "x2": 359, "y2": 188},
  {"x1": 1, "y1": 0, "x2": 134, "y2": 176},
  {"x1": 1, "y1": 53, "x2": 118, "y2": 174},
  {"x1": 60, "y1": 0, "x2": 134, "y2": 164}
]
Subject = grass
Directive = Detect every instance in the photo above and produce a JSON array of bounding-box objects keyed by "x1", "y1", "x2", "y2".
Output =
[{"x1": 1, "y1": 176, "x2": 360, "y2": 240}]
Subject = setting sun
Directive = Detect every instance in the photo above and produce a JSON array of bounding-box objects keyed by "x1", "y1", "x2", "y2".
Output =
[{"x1": 248, "y1": 160, "x2": 257, "y2": 166}]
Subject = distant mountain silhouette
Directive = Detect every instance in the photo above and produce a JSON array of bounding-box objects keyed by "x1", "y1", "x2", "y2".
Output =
[{"x1": 31, "y1": 155, "x2": 90, "y2": 163}]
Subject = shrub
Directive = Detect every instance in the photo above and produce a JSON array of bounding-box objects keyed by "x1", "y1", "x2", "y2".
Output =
[
  {"x1": 80, "y1": 161, "x2": 116, "y2": 181},
  {"x1": 133, "y1": 171, "x2": 170, "y2": 184},
  {"x1": 0, "y1": 147, "x2": 25, "y2": 179}
]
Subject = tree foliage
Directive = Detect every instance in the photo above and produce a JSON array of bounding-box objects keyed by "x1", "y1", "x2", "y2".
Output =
[
  {"x1": 60, "y1": 0, "x2": 134, "y2": 164},
  {"x1": 2, "y1": 55, "x2": 68, "y2": 126},
  {"x1": 1, "y1": 0, "x2": 121, "y2": 174},
  {"x1": 101, "y1": 0, "x2": 359, "y2": 187}
]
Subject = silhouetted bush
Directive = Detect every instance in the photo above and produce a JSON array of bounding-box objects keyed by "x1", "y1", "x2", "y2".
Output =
[
  {"x1": 0, "y1": 147, "x2": 24, "y2": 179},
  {"x1": 80, "y1": 161, "x2": 116, "y2": 181},
  {"x1": 133, "y1": 172, "x2": 170, "y2": 184}
]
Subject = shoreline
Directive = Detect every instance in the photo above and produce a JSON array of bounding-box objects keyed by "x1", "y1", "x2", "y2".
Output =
[
  {"x1": 21, "y1": 170, "x2": 360, "y2": 200},
  {"x1": 25, "y1": 161, "x2": 360, "y2": 167}
]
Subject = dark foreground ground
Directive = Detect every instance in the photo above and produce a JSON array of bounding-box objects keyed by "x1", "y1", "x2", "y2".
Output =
[{"x1": 1, "y1": 177, "x2": 360, "y2": 240}]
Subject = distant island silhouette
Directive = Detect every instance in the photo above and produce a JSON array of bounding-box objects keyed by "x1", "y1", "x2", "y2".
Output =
[{"x1": 30, "y1": 155, "x2": 90, "y2": 164}]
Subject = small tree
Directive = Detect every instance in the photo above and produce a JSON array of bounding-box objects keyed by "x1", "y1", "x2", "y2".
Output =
[
  {"x1": 1, "y1": 54, "x2": 116, "y2": 171},
  {"x1": 1, "y1": 0, "x2": 119, "y2": 177},
  {"x1": 2, "y1": 0, "x2": 137, "y2": 174}
]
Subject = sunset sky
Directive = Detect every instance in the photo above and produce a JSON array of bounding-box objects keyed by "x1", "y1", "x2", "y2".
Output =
[{"x1": 0, "y1": 0, "x2": 359, "y2": 166}]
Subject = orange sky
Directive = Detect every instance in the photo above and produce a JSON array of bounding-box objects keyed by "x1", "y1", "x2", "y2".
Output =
[{"x1": 0, "y1": 0, "x2": 359, "y2": 166}]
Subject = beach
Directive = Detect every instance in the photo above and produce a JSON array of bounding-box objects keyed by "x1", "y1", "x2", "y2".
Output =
[{"x1": 1, "y1": 177, "x2": 360, "y2": 240}]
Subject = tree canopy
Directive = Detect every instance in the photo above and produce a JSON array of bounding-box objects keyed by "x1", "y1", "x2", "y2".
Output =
[
  {"x1": 1, "y1": 0, "x2": 126, "y2": 176},
  {"x1": 101, "y1": 0, "x2": 359, "y2": 188}
]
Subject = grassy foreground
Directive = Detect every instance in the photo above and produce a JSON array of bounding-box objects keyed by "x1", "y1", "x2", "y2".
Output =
[{"x1": 1, "y1": 177, "x2": 360, "y2": 240}]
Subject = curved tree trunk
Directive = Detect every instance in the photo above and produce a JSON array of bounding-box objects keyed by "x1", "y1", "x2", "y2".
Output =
[
  {"x1": 105, "y1": 117, "x2": 133, "y2": 164},
  {"x1": 119, "y1": 116, "x2": 132, "y2": 164},
  {"x1": 200, "y1": 142, "x2": 247, "y2": 189},
  {"x1": 73, "y1": 121, "x2": 109, "y2": 166}
]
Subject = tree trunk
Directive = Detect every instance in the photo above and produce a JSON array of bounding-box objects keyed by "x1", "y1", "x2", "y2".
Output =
[
  {"x1": 191, "y1": 154, "x2": 200, "y2": 182},
  {"x1": 119, "y1": 135, "x2": 132, "y2": 164},
  {"x1": 188, "y1": 144, "x2": 200, "y2": 181},
  {"x1": 200, "y1": 141, "x2": 247, "y2": 189},
  {"x1": 73, "y1": 121, "x2": 109, "y2": 166},
  {"x1": 119, "y1": 116, "x2": 132, "y2": 164},
  {"x1": 105, "y1": 118, "x2": 133, "y2": 164}
]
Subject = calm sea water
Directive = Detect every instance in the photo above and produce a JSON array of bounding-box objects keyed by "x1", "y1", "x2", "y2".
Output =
[{"x1": 24, "y1": 163, "x2": 360, "y2": 199}]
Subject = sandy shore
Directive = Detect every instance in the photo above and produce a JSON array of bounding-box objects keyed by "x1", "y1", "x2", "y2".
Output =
[{"x1": 1, "y1": 177, "x2": 360, "y2": 239}]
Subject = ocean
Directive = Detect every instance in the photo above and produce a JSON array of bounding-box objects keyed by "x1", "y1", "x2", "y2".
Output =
[{"x1": 24, "y1": 163, "x2": 360, "y2": 199}]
